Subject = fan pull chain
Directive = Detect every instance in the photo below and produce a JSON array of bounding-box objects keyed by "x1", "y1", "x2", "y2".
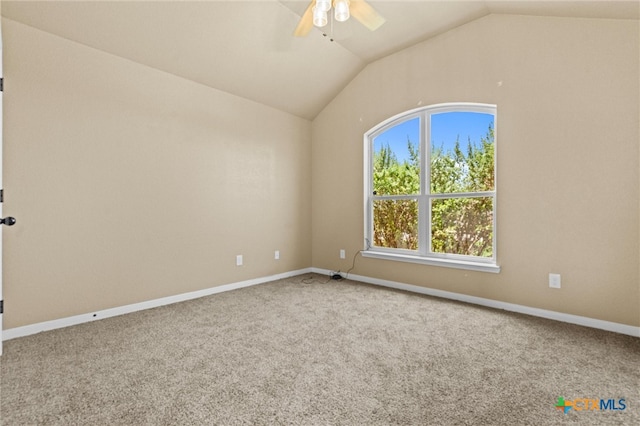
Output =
[{"x1": 322, "y1": 9, "x2": 335, "y2": 42}]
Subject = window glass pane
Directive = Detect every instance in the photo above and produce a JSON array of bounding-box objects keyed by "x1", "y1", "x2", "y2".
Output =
[
  {"x1": 373, "y1": 199, "x2": 418, "y2": 250},
  {"x1": 373, "y1": 117, "x2": 420, "y2": 195},
  {"x1": 431, "y1": 197, "x2": 493, "y2": 257},
  {"x1": 430, "y1": 112, "x2": 494, "y2": 194}
]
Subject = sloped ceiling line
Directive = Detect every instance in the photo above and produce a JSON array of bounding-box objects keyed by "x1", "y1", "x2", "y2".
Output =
[{"x1": 2, "y1": 0, "x2": 638, "y2": 120}]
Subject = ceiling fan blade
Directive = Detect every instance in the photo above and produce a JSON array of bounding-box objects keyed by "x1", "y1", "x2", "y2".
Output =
[
  {"x1": 350, "y1": 0, "x2": 386, "y2": 31},
  {"x1": 293, "y1": 1, "x2": 315, "y2": 37}
]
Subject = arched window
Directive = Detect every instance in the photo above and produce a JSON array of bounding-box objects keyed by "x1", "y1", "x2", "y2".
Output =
[{"x1": 363, "y1": 103, "x2": 499, "y2": 272}]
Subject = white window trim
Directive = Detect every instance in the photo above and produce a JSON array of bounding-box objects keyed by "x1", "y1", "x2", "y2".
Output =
[{"x1": 363, "y1": 102, "x2": 499, "y2": 273}]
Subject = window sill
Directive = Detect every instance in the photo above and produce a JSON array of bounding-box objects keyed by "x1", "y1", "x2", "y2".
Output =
[{"x1": 361, "y1": 250, "x2": 501, "y2": 274}]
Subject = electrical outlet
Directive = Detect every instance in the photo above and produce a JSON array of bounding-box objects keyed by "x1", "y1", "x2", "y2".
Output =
[
  {"x1": 340, "y1": 249, "x2": 346, "y2": 259},
  {"x1": 275, "y1": 250, "x2": 280, "y2": 260},
  {"x1": 549, "y1": 273, "x2": 561, "y2": 289},
  {"x1": 236, "y1": 255, "x2": 243, "y2": 266}
]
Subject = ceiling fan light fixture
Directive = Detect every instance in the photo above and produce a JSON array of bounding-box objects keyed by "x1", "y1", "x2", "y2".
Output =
[
  {"x1": 334, "y1": 0, "x2": 350, "y2": 22},
  {"x1": 295, "y1": 0, "x2": 382, "y2": 37},
  {"x1": 315, "y1": 0, "x2": 331, "y2": 13},
  {"x1": 312, "y1": 6, "x2": 328, "y2": 27}
]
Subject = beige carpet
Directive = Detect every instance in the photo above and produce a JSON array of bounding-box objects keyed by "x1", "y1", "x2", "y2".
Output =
[{"x1": 1, "y1": 274, "x2": 638, "y2": 425}]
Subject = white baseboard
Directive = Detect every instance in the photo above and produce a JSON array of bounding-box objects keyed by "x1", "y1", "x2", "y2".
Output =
[
  {"x1": 2, "y1": 268, "x2": 312, "y2": 341},
  {"x1": 311, "y1": 268, "x2": 640, "y2": 338},
  {"x1": 5, "y1": 267, "x2": 638, "y2": 341}
]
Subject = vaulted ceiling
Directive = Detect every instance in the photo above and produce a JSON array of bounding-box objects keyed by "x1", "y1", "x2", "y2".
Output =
[{"x1": 2, "y1": 1, "x2": 638, "y2": 119}]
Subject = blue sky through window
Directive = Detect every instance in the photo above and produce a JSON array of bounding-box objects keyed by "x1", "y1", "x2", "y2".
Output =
[
  {"x1": 431, "y1": 112, "x2": 494, "y2": 154},
  {"x1": 373, "y1": 112, "x2": 494, "y2": 163}
]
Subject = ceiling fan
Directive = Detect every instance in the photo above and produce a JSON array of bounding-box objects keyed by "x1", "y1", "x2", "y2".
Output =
[{"x1": 293, "y1": 0, "x2": 385, "y2": 37}]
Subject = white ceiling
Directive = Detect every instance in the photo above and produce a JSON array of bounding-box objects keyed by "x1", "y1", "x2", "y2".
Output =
[{"x1": 2, "y1": 1, "x2": 638, "y2": 120}]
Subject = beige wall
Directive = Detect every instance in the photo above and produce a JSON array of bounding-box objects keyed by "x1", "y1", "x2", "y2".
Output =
[
  {"x1": 2, "y1": 18, "x2": 311, "y2": 328},
  {"x1": 312, "y1": 15, "x2": 640, "y2": 326}
]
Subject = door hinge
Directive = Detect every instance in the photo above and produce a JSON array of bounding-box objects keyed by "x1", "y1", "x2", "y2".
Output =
[
  {"x1": 0, "y1": 78, "x2": 3, "y2": 92},
  {"x1": 0, "y1": 189, "x2": 3, "y2": 203},
  {"x1": 0, "y1": 300, "x2": 3, "y2": 314}
]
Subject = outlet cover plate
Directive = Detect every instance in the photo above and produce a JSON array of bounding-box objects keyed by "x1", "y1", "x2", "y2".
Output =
[{"x1": 549, "y1": 273, "x2": 561, "y2": 289}]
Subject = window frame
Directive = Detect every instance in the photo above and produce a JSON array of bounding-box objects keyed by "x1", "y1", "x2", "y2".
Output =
[{"x1": 363, "y1": 102, "x2": 500, "y2": 273}]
